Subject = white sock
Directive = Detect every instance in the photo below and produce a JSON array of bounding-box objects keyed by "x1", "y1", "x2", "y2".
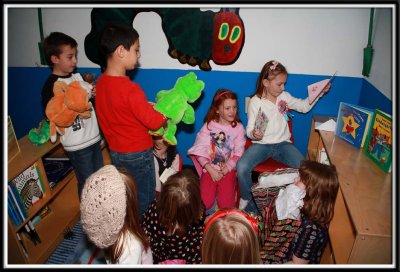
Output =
[{"x1": 239, "y1": 198, "x2": 249, "y2": 210}]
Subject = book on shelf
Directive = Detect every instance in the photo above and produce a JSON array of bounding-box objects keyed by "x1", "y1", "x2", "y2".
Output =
[
  {"x1": 363, "y1": 109, "x2": 392, "y2": 173},
  {"x1": 43, "y1": 157, "x2": 73, "y2": 189},
  {"x1": 308, "y1": 71, "x2": 337, "y2": 105},
  {"x1": 335, "y1": 102, "x2": 374, "y2": 148},
  {"x1": 32, "y1": 205, "x2": 51, "y2": 225},
  {"x1": 8, "y1": 183, "x2": 28, "y2": 219},
  {"x1": 10, "y1": 162, "x2": 46, "y2": 210},
  {"x1": 254, "y1": 107, "x2": 268, "y2": 136},
  {"x1": 8, "y1": 192, "x2": 23, "y2": 227}
]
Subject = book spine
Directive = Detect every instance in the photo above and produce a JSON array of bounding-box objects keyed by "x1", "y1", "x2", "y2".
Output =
[
  {"x1": 8, "y1": 185, "x2": 27, "y2": 222},
  {"x1": 9, "y1": 183, "x2": 28, "y2": 218},
  {"x1": 8, "y1": 194, "x2": 21, "y2": 226},
  {"x1": 35, "y1": 165, "x2": 46, "y2": 195}
]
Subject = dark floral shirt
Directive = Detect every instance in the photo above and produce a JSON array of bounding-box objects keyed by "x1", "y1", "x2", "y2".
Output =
[
  {"x1": 142, "y1": 200, "x2": 204, "y2": 264},
  {"x1": 284, "y1": 218, "x2": 329, "y2": 264}
]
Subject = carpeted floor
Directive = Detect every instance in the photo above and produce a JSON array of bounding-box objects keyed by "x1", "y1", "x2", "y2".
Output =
[{"x1": 46, "y1": 221, "x2": 106, "y2": 265}]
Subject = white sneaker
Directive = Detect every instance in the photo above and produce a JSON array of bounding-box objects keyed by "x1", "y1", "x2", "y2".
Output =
[{"x1": 239, "y1": 198, "x2": 249, "y2": 210}]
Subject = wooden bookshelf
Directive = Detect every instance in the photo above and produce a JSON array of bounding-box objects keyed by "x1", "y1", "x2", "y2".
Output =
[
  {"x1": 7, "y1": 135, "x2": 112, "y2": 264},
  {"x1": 307, "y1": 115, "x2": 392, "y2": 264},
  {"x1": 7, "y1": 135, "x2": 80, "y2": 264}
]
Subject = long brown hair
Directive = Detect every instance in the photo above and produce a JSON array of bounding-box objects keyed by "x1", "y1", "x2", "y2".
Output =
[
  {"x1": 204, "y1": 89, "x2": 241, "y2": 129},
  {"x1": 104, "y1": 168, "x2": 150, "y2": 263},
  {"x1": 157, "y1": 169, "x2": 204, "y2": 236},
  {"x1": 300, "y1": 160, "x2": 339, "y2": 225},
  {"x1": 254, "y1": 60, "x2": 288, "y2": 98},
  {"x1": 201, "y1": 210, "x2": 261, "y2": 264}
]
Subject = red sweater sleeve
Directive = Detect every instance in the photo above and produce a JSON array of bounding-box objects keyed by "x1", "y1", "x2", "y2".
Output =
[{"x1": 128, "y1": 84, "x2": 166, "y2": 130}]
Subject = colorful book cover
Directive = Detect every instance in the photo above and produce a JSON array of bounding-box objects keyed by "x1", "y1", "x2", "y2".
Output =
[
  {"x1": 43, "y1": 157, "x2": 73, "y2": 189},
  {"x1": 10, "y1": 162, "x2": 45, "y2": 210},
  {"x1": 335, "y1": 102, "x2": 374, "y2": 148},
  {"x1": 254, "y1": 107, "x2": 268, "y2": 136},
  {"x1": 363, "y1": 109, "x2": 392, "y2": 173}
]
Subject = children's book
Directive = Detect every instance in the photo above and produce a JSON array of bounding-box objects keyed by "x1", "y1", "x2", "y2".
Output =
[
  {"x1": 335, "y1": 102, "x2": 374, "y2": 149},
  {"x1": 10, "y1": 162, "x2": 45, "y2": 210},
  {"x1": 308, "y1": 71, "x2": 337, "y2": 105},
  {"x1": 363, "y1": 109, "x2": 392, "y2": 173},
  {"x1": 254, "y1": 107, "x2": 268, "y2": 136},
  {"x1": 43, "y1": 157, "x2": 73, "y2": 189}
]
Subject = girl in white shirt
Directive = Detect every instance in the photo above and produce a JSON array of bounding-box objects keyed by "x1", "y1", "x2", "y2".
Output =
[{"x1": 237, "y1": 60, "x2": 331, "y2": 214}]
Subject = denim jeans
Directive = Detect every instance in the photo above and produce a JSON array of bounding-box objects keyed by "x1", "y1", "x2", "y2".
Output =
[
  {"x1": 66, "y1": 141, "x2": 104, "y2": 200},
  {"x1": 236, "y1": 141, "x2": 304, "y2": 214},
  {"x1": 110, "y1": 148, "x2": 155, "y2": 219}
]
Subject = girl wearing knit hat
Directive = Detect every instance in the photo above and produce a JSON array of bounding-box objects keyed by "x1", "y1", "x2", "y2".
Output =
[{"x1": 80, "y1": 165, "x2": 153, "y2": 264}]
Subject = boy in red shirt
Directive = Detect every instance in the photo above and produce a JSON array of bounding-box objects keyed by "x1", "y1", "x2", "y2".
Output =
[{"x1": 96, "y1": 23, "x2": 167, "y2": 218}]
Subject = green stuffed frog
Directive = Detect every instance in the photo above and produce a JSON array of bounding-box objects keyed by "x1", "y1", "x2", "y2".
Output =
[{"x1": 150, "y1": 72, "x2": 205, "y2": 145}]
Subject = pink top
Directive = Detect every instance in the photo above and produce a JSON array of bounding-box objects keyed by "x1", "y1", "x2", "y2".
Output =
[{"x1": 187, "y1": 120, "x2": 246, "y2": 176}]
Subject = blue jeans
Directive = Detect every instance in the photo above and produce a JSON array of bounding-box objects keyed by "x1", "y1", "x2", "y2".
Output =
[
  {"x1": 66, "y1": 141, "x2": 103, "y2": 200},
  {"x1": 236, "y1": 141, "x2": 304, "y2": 214},
  {"x1": 110, "y1": 148, "x2": 155, "y2": 219}
]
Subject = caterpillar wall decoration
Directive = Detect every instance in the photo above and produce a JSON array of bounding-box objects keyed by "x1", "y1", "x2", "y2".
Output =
[{"x1": 84, "y1": 8, "x2": 245, "y2": 71}]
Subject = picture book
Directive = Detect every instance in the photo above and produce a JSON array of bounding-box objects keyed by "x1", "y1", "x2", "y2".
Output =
[
  {"x1": 254, "y1": 107, "x2": 268, "y2": 136},
  {"x1": 308, "y1": 71, "x2": 337, "y2": 104},
  {"x1": 335, "y1": 102, "x2": 374, "y2": 148},
  {"x1": 363, "y1": 109, "x2": 392, "y2": 173},
  {"x1": 43, "y1": 157, "x2": 73, "y2": 189},
  {"x1": 10, "y1": 162, "x2": 45, "y2": 210}
]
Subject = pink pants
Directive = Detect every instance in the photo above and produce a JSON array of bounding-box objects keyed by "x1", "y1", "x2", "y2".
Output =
[{"x1": 200, "y1": 170, "x2": 237, "y2": 210}]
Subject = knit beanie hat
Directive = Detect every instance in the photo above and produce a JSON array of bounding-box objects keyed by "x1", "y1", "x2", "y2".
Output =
[{"x1": 80, "y1": 165, "x2": 127, "y2": 248}]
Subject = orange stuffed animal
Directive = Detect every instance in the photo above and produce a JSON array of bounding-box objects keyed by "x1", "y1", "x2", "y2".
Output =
[{"x1": 45, "y1": 80, "x2": 93, "y2": 143}]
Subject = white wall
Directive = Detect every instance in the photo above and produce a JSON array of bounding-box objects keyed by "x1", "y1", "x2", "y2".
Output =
[
  {"x1": 365, "y1": 8, "x2": 393, "y2": 99},
  {"x1": 6, "y1": 5, "x2": 394, "y2": 99}
]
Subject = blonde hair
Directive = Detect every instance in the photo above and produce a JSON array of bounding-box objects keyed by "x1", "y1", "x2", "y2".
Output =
[{"x1": 202, "y1": 209, "x2": 261, "y2": 264}]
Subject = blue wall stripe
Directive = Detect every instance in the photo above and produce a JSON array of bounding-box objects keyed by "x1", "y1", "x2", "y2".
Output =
[{"x1": 8, "y1": 67, "x2": 390, "y2": 165}]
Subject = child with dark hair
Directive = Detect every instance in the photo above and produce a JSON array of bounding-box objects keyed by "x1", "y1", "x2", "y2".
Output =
[
  {"x1": 80, "y1": 165, "x2": 153, "y2": 264},
  {"x1": 41, "y1": 31, "x2": 103, "y2": 199},
  {"x1": 188, "y1": 89, "x2": 246, "y2": 214},
  {"x1": 284, "y1": 160, "x2": 339, "y2": 264},
  {"x1": 142, "y1": 169, "x2": 205, "y2": 264},
  {"x1": 262, "y1": 160, "x2": 339, "y2": 264},
  {"x1": 95, "y1": 23, "x2": 167, "y2": 217},
  {"x1": 152, "y1": 136, "x2": 181, "y2": 193}
]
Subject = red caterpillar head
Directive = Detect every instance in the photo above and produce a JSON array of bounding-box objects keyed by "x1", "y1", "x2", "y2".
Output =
[{"x1": 212, "y1": 8, "x2": 245, "y2": 65}]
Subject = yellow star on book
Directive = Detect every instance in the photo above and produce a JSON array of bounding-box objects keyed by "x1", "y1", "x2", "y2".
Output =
[{"x1": 341, "y1": 114, "x2": 359, "y2": 139}]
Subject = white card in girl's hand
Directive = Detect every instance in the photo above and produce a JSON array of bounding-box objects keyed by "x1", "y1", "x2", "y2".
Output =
[{"x1": 160, "y1": 167, "x2": 178, "y2": 184}]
